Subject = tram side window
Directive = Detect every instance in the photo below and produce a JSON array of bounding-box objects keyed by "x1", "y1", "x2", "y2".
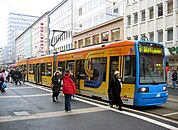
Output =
[
  {"x1": 123, "y1": 56, "x2": 136, "y2": 83},
  {"x1": 66, "y1": 60, "x2": 75, "y2": 75},
  {"x1": 46, "y1": 63, "x2": 52, "y2": 76},
  {"x1": 58, "y1": 61, "x2": 65, "y2": 74},
  {"x1": 33, "y1": 64, "x2": 36, "y2": 75},
  {"x1": 41, "y1": 63, "x2": 45, "y2": 76},
  {"x1": 91, "y1": 58, "x2": 107, "y2": 82},
  {"x1": 76, "y1": 60, "x2": 86, "y2": 79},
  {"x1": 29, "y1": 64, "x2": 34, "y2": 74}
]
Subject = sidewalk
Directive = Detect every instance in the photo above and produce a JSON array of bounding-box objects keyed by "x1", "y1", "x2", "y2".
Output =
[{"x1": 167, "y1": 84, "x2": 178, "y2": 103}]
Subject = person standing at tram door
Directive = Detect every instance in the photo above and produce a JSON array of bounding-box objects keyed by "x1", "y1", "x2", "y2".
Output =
[
  {"x1": 108, "y1": 71, "x2": 123, "y2": 111},
  {"x1": 62, "y1": 70, "x2": 76, "y2": 112},
  {"x1": 52, "y1": 70, "x2": 62, "y2": 102},
  {"x1": 172, "y1": 70, "x2": 177, "y2": 89}
]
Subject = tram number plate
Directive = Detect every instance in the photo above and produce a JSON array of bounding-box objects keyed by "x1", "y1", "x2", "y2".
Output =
[{"x1": 156, "y1": 93, "x2": 161, "y2": 97}]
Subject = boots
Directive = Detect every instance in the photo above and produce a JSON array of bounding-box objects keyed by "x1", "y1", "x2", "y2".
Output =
[{"x1": 118, "y1": 106, "x2": 123, "y2": 111}]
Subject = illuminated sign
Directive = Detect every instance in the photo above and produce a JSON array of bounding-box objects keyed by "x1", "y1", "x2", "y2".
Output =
[{"x1": 139, "y1": 46, "x2": 162, "y2": 54}]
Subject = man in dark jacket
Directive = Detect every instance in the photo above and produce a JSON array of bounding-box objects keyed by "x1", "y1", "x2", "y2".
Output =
[
  {"x1": 172, "y1": 70, "x2": 177, "y2": 89},
  {"x1": 14, "y1": 69, "x2": 22, "y2": 85},
  {"x1": 108, "y1": 71, "x2": 123, "y2": 111},
  {"x1": 51, "y1": 70, "x2": 62, "y2": 102}
]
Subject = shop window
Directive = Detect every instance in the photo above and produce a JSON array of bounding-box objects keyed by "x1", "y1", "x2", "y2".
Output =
[
  {"x1": 78, "y1": 39, "x2": 83, "y2": 48},
  {"x1": 92, "y1": 34, "x2": 99, "y2": 44},
  {"x1": 101, "y1": 31, "x2": 109, "y2": 42},
  {"x1": 85, "y1": 37, "x2": 91, "y2": 46},
  {"x1": 111, "y1": 28, "x2": 120, "y2": 41}
]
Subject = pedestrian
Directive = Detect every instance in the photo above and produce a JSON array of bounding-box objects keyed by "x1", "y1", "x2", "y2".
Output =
[
  {"x1": 2, "y1": 69, "x2": 7, "y2": 83},
  {"x1": 62, "y1": 70, "x2": 76, "y2": 112},
  {"x1": 0, "y1": 71, "x2": 6, "y2": 93},
  {"x1": 172, "y1": 70, "x2": 177, "y2": 89},
  {"x1": 108, "y1": 71, "x2": 123, "y2": 111},
  {"x1": 51, "y1": 70, "x2": 62, "y2": 102},
  {"x1": 21, "y1": 70, "x2": 26, "y2": 84},
  {"x1": 14, "y1": 69, "x2": 22, "y2": 85}
]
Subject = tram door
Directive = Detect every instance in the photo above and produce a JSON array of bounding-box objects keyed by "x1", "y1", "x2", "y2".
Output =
[
  {"x1": 109, "y1": 56, "x2": 120, "y2": 87},
  {"x1": 36, "y1": 64, "x2": 41, "y2": 84}
]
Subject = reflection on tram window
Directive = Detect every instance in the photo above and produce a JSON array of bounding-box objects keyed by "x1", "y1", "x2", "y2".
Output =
[
  {"x1": 41, "y1": 63, "x2": 45, "y2": 76},
  {"x1": 46, "y1": 62, "x2": 52, "y2": 76}
]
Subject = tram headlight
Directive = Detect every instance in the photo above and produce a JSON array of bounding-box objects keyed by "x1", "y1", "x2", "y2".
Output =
[
  {"x1": 163, "y1": 86, "x2": 167, "y2": 91},
  {"x1": 138, "y1": 87, "x2": 149, "y2": 92}
]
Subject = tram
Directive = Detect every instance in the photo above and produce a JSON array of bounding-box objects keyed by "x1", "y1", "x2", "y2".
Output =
[{"x1": 17, "y1": 40, "x2": 168, "y2": 106}]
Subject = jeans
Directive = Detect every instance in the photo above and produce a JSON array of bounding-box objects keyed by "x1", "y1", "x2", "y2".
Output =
[
  {"x1": 172, "y1": 80, "x2": 177, "y2": 88},
  {"x1": 65, "y1": 94, "x2": 72, "y2": 111}
]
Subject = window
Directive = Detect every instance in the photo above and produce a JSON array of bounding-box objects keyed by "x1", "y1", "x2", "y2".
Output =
[
  {"x1": 167, "y1": 0, "x2": 173, "y2": 14},
  {"x1": 74, "y1": 41, "x2": 77, "y2": 48},
  {"x1": 58, "y1": 61, "x2": 65, "y2": 74},
  {"x1": 141, "y1": 10, "x2": 145, "y2": 22},
  {"x1": 29, "y1": 64, "x2": 33, "y2": 74},
  {"x1": 149, "y1": 7, "x2": 154, "y2": 19},
  {"x1": 133, "y1": 12, "x2": 138, "y2": 24},
  {"x1": 167, "y1": 27, "x2": 173, "y2": 41},
  {"x1": 79, "y1": 7, "x2": 82, "y2": 16},
  {"x1": 111, "y1": 28, "x2": 120, "y2": 41},
  {"x1": 157, "y1": 30, "x2": 163, "y2": 42},
  {"x1": 46, "y1": 62, "x2": 52, "y2": 76},
  {"x1": 41, "y1": 63, "x2": 45, "y2": 76},
  {"x1": 133, "y1": 35, "x2": 138, "y2": 40},
  {"x1": 123, "y1": 56, "x2": 136, "y2": 83},
  {"x1": 90, "y1": 58, "x2": 107, "y2": 82},
  {"x1": 127, "y1": 15, "x2": 131, "y2": 26},
  {"x1": 101, "y1": 31, "x2": 109, "y2": 42},
  {"x1": 157, "y1": 3, "x2": 163, "y2": 17},
  {"x1": 127, "y1": 0, "x2": 131, "y2": 5},
  {"x1": 92, "y1": 34, "x2": 99, "y2": 44},
  {"x1": 93, "y1": 16, "x2": 98, "y2": 26},
  {"x1": 127, "y1": 37, "x2": 131, "y2": 40},
  {"x1": 149, "y1": 32, "x2": 154, "y2": 41},
  {"x1": 76, "y1": 60, "x2": 86, "y2": 80},
  {"x1": 78, "y1": 39, "x2": 83, "y2": 48},
  {"x1": 85, "y1": 37, "x2": 91, "y2": 46}
]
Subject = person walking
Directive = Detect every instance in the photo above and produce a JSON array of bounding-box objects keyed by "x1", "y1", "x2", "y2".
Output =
[
  {"x1": 51, "y1": 70, "x2": 62, "y2": 102},
  {"x1": 108, "y1": 71, "x2": 123, "y2": 111},
  {"x1": 172, "y1": 70, "x2": 177, "y2": 89},
  {"x1": 0, "y1": 71, "x2": 5, "y2": 92},
  {"x1": 62, "y1": 70, "x2": 76, "y2": 112},
  {"x1": 14, "y1": 69, "x2": 22, "y2": 85}
]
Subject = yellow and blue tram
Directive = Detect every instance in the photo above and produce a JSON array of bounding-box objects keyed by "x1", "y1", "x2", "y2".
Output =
[{"x1": 17, "y1": 40, "x2": 168, "y2": 106}]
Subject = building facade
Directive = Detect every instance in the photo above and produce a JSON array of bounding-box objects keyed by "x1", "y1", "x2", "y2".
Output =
[
  {"x1": 124, "y1": 0, "x2": 178, "y2": 68},
  {"x1": 31, "y1": 12, "x2": 49, "y2": 58},
  {"x1": 49, "y1": 0, "x2": 74, "y2": 53},
  {"x1": 6, "y1": 13, "x2": 39, "y2": 64},
  {"x1": 73, "y1": 0, "x2": 124, "y2": 32},
  {"x1": 73, "y1": 17, "x2": 124, "y2": 48}
]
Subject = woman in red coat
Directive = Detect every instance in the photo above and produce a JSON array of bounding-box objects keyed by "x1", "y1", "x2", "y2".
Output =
[{"x1": 62, "y1": 70, "x2": 76, "y2": 112}]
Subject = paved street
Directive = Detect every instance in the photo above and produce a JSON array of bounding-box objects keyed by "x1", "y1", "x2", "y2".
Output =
[{"x1": 0, "y1": 83, "x2": 178, "y2": 130}]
